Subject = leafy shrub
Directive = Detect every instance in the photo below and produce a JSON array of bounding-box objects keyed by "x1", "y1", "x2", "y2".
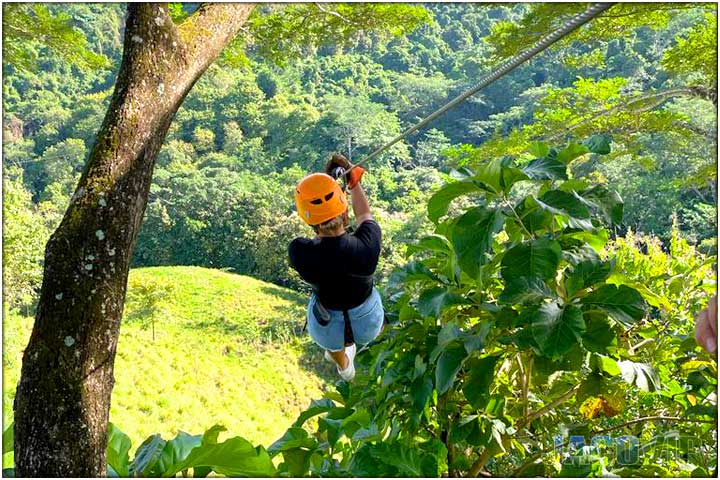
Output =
[{"x1": 266, "y1": 136, "x2": 717, "y2": 477}]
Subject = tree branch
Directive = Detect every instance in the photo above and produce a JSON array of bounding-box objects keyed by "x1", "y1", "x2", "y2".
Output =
[
  {"x1": 540, "y1": 88, "x2": 699, "y2": 143},
  {"x1": 521, "y1": 384, "x2": 581, "y2": 428},
  {"x1": 178, "y1": 2, "x2": 255, "y2": 72},
  {"x1": 314, "y1": 2, "x2": 355, "y2": 24},
  {"x1": 467, "y1": 446, "x2": 494, "y2": 477}
]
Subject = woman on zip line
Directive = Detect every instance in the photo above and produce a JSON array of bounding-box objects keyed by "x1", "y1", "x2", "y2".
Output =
[{"x1": 288, "y1": 154, "x2": 384, "y2": 380}]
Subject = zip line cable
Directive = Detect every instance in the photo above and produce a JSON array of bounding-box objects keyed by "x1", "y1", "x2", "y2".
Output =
[{"x1": 345, "y1": 2, "x2": 616, "y2": 176}]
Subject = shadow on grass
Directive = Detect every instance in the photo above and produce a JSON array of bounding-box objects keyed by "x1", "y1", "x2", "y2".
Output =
[{"x1": 296, "y1": 340, "x2": 339, "y2": 385}]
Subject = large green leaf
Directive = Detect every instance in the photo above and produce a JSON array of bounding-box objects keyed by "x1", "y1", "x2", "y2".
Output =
[
  {"x1": 291, "y1": 399, "x2": 335, "y2": 428},
  {"x1": 556, "y1": 142, "x2": 590, "y2": 163},
  {"x1": 501, "y1": 238, "x2": 562, "y2": 281},
  {"x1": 130, "y1": 434, "x2": 166, "y2": 477},
  {"x1": 530, "y1": 303, "x2": 586, "y2": 359},
  {"x1": 411, "y1": 374, "x2": 434, "y2": 412},
  {"x1": 380, "y1": 442, "x2": 425, "y2": 477},
  {"x1": 166, "y1": 436, "x2": 276, "y2": 477},
  {"x1": 583, "y1": 134, "x2": 612, "y2": 154},
  {"x1": 522, "y1": 156, "x2": 568, "y2": 180},
  {"x1": 417, "y1": 286, "x2": 468, "y2": 318},
  {"x1": 349, "y1": 444, "x2": 398, "y2": 477},
  {"x1": 473, "y1": 157, "x2": 528, "y2": 194},
  {"x1": 535, "y1": 190, "x2": 593, "y2": 229},
  {"x1": 563, "y1": 258, "x2": 613, "y2": 298},
  {"x1": 579, "y1": 185, "x2": 624, "y2": 225},
  {"x1": 406, "y1": 234, "x2": 453, "y2": 257},
  {"x1": 435, "y1": 344, "x2": 468, "y2": 395},
  {"x1": 499, "y1": 276, "x2": 553, "y2": 304},
  {"x1": 451, "y1": 206, "x2": 504, "y2": 278},
  {"x1": 581, "y1": 312, "x2": 617, "y2": 354},
  {"x1": 278, "y1": 448, "x2": 313, "y2": 477},
  {"x1": 527, "y1": 141, "x2": 550, "y2": 157},
  {"x1": 427, "y1": 180, "x2": 483, "y2": 223},
  {"x1": 582, "y1": 285, "x2": 646, "y2": 326},
  {"x1": 107, "y1": 423, "x2": 132, "y2": 478},
  {"x1": 268, "y1": 428, "x2": 318, "y2": 456},
  {"x1": 463, "y1": 356, "x2": 499, "y2": 409},
  {"x1": 156, "y1": 432, "x2": 203, "y2": 477}
]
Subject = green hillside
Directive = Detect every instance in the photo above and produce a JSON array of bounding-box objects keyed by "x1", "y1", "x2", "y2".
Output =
[{"x1": 3, "y1": 266, "x2": 330, "y2": 450}]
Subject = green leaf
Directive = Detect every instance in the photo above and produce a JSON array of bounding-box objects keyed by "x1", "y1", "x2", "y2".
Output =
[
  {"x1": 463, "y1": 356, "x2": 499, "y2": 409},
  {"x1": 536, "y1": 190, "x2": 593, "y2": 229},
  {"x1": 501, "y1": 238, "x2": 562, "y2": 281},
  {"x1": 522, "y1": 156, "x2": 568, "y2": 180},
  {"x1": 560, "y1": 454, "x2": 603, "y2": 477},
  {"x1": 436, "y1": 345, "x2": 468, "y2": 395},
  {"x1": 577, "y1": 373, "x2": 610, "y2": 403},
  {"x1": 473, "y1": 157, "x2": 527, "y2": 193},
  {"x1": 349, "y1": 444, "x2": 398, "y2": 477},
  {"x1": 530, "y1": 303, "x2": 586, "y2": 359},
  {"x1": 167, "y1": 433, "x2": 276, "y2": 478},
  {"x1": 437, "y1": 322, "x2": 462, "y2": 349},
  {"x1": 268, "y1": 428, "x2": 317, "y2": 456},
  {"x1": 579, "y1": 185, "x2": 624, "y2": 225},
  {"x1": 278, "y1": 448, "x2": 313, "y2": 477},
  {"x1": 581, "y1": 312, "x2": 617, "y2": 354},
  {"x1": 406, "y1": 234, "x2": 453, "y2": 257},
  {"x1": 130, "y1": 434, "x2": 166, "y2": 477},
  {"x1": 473, "y1": 158, "x2": 504, "y2": 193},
  {"x1": 291, "y1": 399, "x2": 335, "y2": 428},
  {"x1": 200, "y1": 425, "x2": 225, "y2": 446},
  {"x1": 618, "y1": 361, "x2": 661, "y2": 392},
  {"x1": 561, "y1": 228, "x2": 609, "y2": 252},
  {"x1": 380, "y1": 443, "x2": 425, "y2": 477},
  {"x1": 527, "y1": 141, "x2": 550, "y2": 158},
  {"x1": 563, "y1": 258, "x2": 613, "y2": 298},
  {"x1": 106, "y1": 423, "x2": 132, "y2": 478},
  {"x1": 451, "y1": 207, "x2": 504, "y2": 278},
  {"x1": 589, "y1": 354, "x2": 621, "y2": 376},
  {"x1": 412, "y1": 375, "x2": 434, "y2": 412},
  {"x1": 157, "y1": 432, "x2": 203, "y2": 477},
  {"x1": 556, "y1": 142, "x2": 590, "y2": 163},
  {"x1": 450, "y1": 415, "x2": 478, "y2": 443},
  {"x1": 417, "y1": 286, "x2": 468, "y2": 318},
  {"x1": 499, "y1": 276, "x2": 553, "y2": 304},
  {"x1": 582, "y1": 285, "x2": 646, "y2": 326},
  {"x1": 2, "y1": 423, "x2": 13, "y2": 454},
  {"x1": 583, "y1": 134, "x2": 611, "y2": 154},
  {"x1": 428, "y1": 180, "x2": 483, "y2": 223}
]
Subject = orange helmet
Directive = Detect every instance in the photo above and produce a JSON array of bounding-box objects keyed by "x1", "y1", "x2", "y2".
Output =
[{"x1": 295, "y1": 173, "x2": 348, "y2": 226}]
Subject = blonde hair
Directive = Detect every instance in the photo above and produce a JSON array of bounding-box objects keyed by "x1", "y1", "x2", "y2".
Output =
[{"x1": 315, "y1": 214, "x2": 346, "y2": 236}]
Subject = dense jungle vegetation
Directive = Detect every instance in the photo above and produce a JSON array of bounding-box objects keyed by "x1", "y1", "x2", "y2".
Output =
[{"x1": 2, "y1": 2, "x2": 717, "y2": 477}]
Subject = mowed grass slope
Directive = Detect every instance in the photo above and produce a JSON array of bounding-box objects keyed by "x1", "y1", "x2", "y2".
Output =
[{"x1": 3, "y1": 266, "x2": 331, "y2": 451}]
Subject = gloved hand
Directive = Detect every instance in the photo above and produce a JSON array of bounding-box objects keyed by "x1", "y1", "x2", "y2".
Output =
[{"x1": 325, "y1": 153, "x2": 365, "y2": 189}]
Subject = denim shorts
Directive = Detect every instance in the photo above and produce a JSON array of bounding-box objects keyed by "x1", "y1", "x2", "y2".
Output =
[{"x1": 307, "y1": 288, "x2": 385, "y2": 352}]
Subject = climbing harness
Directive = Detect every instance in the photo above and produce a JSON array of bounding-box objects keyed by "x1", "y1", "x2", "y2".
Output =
[{"x1": 344, "y1": 2, "x2": 615, "y2": 178}]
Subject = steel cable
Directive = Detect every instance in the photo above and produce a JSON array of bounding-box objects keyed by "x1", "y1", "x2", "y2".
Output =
[{"x1": 345, "y1": 3, "x2": 616, "y2": 175}]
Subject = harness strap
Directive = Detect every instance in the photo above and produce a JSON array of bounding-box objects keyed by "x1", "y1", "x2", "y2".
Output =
[{"x1": 343, "y1": 309, "x2": 354, "y2": 346}]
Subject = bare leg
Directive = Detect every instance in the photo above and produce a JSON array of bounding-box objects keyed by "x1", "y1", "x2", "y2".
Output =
[{"x1": 328, "y1": 348, "x2": 349, "y2": 370}]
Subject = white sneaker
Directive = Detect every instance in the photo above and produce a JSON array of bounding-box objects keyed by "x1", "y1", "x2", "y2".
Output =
[
  {"x1": 324, "y1": 349, "x2": 334, "y2": 363},
  {"x1": 337, "y1": 344, "x2": 356, "y2": 381}
]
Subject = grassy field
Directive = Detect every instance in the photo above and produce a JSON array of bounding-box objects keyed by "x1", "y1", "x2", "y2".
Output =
[{"x1": 3, "y1": 266, "x2": 334, "y2": 457}]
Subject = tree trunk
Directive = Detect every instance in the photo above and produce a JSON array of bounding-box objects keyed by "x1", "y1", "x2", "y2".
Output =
[{"x1": 14, "y1": 3, "x2": 253, "y2": 476}]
